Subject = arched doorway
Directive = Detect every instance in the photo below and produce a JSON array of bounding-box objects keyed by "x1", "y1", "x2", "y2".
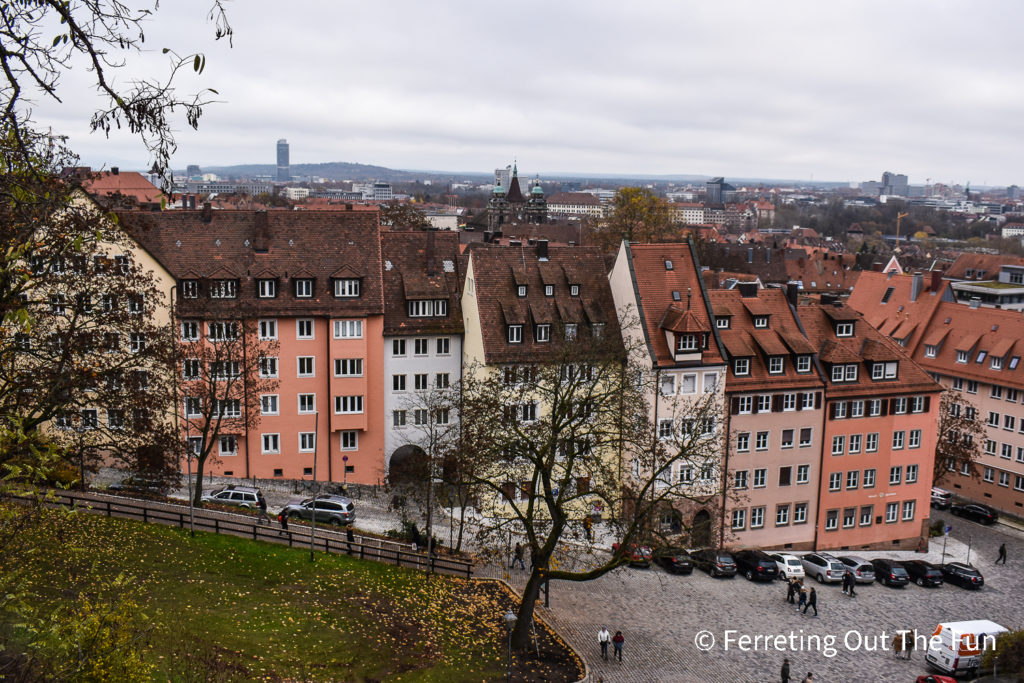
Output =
[
  {"x1": 387, "y1": 445, "x2": 428, "y2": 490},
  {"x1": 691, "y1": 509, "x2": 712, "y2": 547}
]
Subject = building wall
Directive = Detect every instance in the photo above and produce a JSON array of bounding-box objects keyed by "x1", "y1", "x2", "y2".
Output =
[{"x1": 817, "y1": 397, "x2": 937, "y2": 550}]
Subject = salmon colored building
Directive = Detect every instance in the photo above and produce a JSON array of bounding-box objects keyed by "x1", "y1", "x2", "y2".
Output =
[
  {"x1": 120, "y1": 207, "x2": 388, "y2": 485},
  {"x1": 800, "y1": 296, "x2": 941, "y2": 550}
]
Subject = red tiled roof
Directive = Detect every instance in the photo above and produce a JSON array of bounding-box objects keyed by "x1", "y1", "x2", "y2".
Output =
[
  {"x1": 381, "y1": 231, "x2": 463, "y2": 336},
  {"x1": 118, "y1": 209, "x2": 384, "y2": 318},
  {"x1": 944, "y1": 252, "x2": 1024, "y2": 280},
  {"x1": 83, "y1": 171, "x2": 162, "y2": 205},
  {"x1": 625, "y1": 242, "x2": 724, "y2": 368}
]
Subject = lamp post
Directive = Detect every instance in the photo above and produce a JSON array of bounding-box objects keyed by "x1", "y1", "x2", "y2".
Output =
[
  {"x1": 503, "y1": 609, "x2": 517, "y2": 683},
  {"x1": 309, "y1": 411, "x2": 319, "y2": 562},
  {"x1": 342, "y1": 454, "x2": 348, "y2": 491},
  {"x1": 185, "y1": 421, "x2": 195, "y2": 536}
]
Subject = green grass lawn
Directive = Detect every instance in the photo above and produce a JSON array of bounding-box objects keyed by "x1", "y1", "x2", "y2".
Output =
[{"x1": 4, "y1": 505, "x2": 547, "y2": 681}]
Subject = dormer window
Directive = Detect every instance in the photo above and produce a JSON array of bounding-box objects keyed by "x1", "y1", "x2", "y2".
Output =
[
  {"x1": 796, "y1": 355, "x2": 811, "y2": 373},
  {"x1": 925, "y1": 345, "x2": 937, "y2": 358},
  {"x1": 677, "y1": 334, "x2": 699, "y2": 352},
  {"x1": 181, "y1": 280, "x2": 199, "y2": 299},
  {"x1": 408, "y1": 300, "x2": 448, "y2": 317},
  {"x1": 570, "y1": 285, "x2": 580, "y2": 296},
  {"x1": 871, "y1": 361, "x2": 898, "y2": 380},
  {"x1": 295, "y1": 279, "x2": 314, "y2": 298},
  {"x1": 258, "y1": 279, "x2": 277, "y2": 298},
  {"x1": 716, "y1": 317, "x2": 730, "y2": 329},
  {"x1": 956, "y1": 350, "x2": 968, "y2": 363},
  {"x1": 210, "y1": 279, "x2": 237, "y2": 299},
  {"x1": 768, "y1": 357, "x2": 784, "y2": 374},
  {"x1": 535, "y1": 324, "x2": 551, "y2": 342},
  {"x1": 507, "y1": 325, "x2": 523, "y2": 344},
  {"x1": 544, "y1": 285, "x2": 554, "y2": 297},
  {"x1": 753, "y1": 315, "x2": 768, "y2": 329},
  {"x1": 831, "y1": 363, "x2": 858, "y2": 382},
  {"x1": 992, "y1": 356, "x2": 1004, "y2": 370},
  {"x1": 835, "y1": 322, "x2": 854, "y2": 337},
  {"x1": 517, "y1": 285, "x2": 527, "y2": 297},
  {"x1": 734, "y1": 358, "x2": 750, "y2": 376},
  {"x1": 334, "y1": 278, "x2": 359, "y2": 298}
]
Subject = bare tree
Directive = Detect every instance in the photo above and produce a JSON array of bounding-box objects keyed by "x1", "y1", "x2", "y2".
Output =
[
  {"x1": 459, "y1": 335, "x2": 726, "y2": 649},
  {"x1": 177, "y1": 316, "x2": 278, "y2": 505},
  {"x1": 934, "y1": 389, "x2": 985, "y2": 485},
  {"x1": 1, "y1": 1, "x2": 232, "y2": 179}
]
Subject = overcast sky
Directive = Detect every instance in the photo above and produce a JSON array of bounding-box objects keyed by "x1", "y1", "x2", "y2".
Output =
[{"x1": 28, "y1": 1, "x2": 1024, "y2": 185}]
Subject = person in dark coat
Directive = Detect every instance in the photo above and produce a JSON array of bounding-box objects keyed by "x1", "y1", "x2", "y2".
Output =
[
  {"x1": 780, "y1": 657, "x2": 790, "y2": 683},
  {"x1": 278, "y1": 511, "x2": 289, "y2": 536},
  {"x1": 803, "y1": 587, "x2": 817, "y2": 616},
  {"x1": 346, "y1": 525, "x2": 355, "y2": 555},
  {"x1": 997, "y1": 543, "x2": 1007, "y2": 564},
  {"x1": 786, "y1": 578, "x2": 796, "y2": 603},
  {"x1": 612, "y1": 631, "x2": 624, "y2": 662},
  {"x1": 256, "y1": 494, "x2": 270, "y2": 524},
  {"x1": 797, "y1": 585, "x2": 807, "y2": 611},
  {"x1": 511, "y1": 542, "x2": 526, "y2": 570}
]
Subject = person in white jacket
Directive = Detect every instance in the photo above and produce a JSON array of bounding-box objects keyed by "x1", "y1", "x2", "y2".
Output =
[{"x1": 598, "y1": 626, "x2": 611, "y2": 660}]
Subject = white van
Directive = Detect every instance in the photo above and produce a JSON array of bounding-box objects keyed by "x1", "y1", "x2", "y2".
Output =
[
  {"x1": 931, "y1": 487, "x2": 952, "y2": 509},
  {"x1": 924, "y1": 620, "x2": 1007, "y2": 675}
]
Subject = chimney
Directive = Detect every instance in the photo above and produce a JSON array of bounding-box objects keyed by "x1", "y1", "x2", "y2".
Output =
[
  {"x1": 425, "y1": 229, "x2": 436, "y2": 276},
  {"x1": 930, "y1": 269, "x2": 942, "y2": 292},
  {"x1": 738, "y1": 282, "x2": 758, "y2": 298},
  {"x1": 911, "y1": 272, "x2": 923, "y2": 302},
  {"x1": 253, "y1": 210, "x2": 270, "y2": 251},
  {"x1": 886, "y1": 269, "x2": 894, "y2": 280},
  {"x1": 786, "y1": 282, "x2": 799, "y2": 307},
  {"x1": 537, "y1": 239, "x2": 549, "y2": 261},
  {"x1": 189, "y1": 195, "x2": 197, "y2": 210},
  {"x1": 483, "y1": 231, "x2": 492, "y2": 244},
  {"x1": 747, "y1": 247, "x2": 754, "y2": 263},
  {"x1": 201, "y1": 201, "x2": 212, "y2": 223},
  {"x1": 111, "y1": 166, "x2": 119, "y2": 175},
  {"x1": 970, "y1": 297, "x2": 981, "y2": 309},
  {"x1": 766, "y1": 249, "x2": 771, "y2": 264}
]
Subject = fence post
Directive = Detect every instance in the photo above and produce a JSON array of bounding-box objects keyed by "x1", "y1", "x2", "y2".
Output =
[
  {"x1": 253, "y1": 524, "x2": 257, "y2": 541},
  {"x1": 143, "y1": 507, "x2": 148, "y2": 523},
  {"x1": 359, "y1": 544, "x2": 365, "y2": 560},
  {"x1": 106, "y1": 501, "x2": 111, "y2": 517},
  {"x1": 215, "y1": 519, "x2": 219, "y2": 535}
]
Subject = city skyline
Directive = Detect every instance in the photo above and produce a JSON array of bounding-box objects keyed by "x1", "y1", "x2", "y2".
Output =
[{"x1": 27, "y1": 1, "x2": 1024, "y2": 186}]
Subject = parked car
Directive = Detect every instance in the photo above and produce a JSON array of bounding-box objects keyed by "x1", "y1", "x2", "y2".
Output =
[
  {"x1": 612, "y1": 543, "x2": 653, "y2": 568},
  {"x1": 201, "y1": 485, "x2": 261, "y2": 509},
  {"x1": 950, "y1": 502, "x2": 998, "y2": 525},
  {"x1": 733, "y1": 549, "x2": 780, "y2": 582},
  {"x1": 931, "y1": 487, "x2": 953, "y2": 509},
  {"x1": 941, "y1": 562, "x2": 984, "y2": 589},
  {"x1": 653, "y1": 548, "x2": 693, "y2": 574},
  {"x1": 800, "y1": 553, "x2": 845, "y2": 584},
  {"x1": 870, "y1": 558, "x2": 910, "y2": 587},
  {"x1": 837, "y1": 556, "x2": 876, "y2": 584},
  {"x1": 690, "y1": 548, "x2": 737, "y2": 577},
  {"x1": 903, "y1": 560, "x2": 944, "y2": 587},
  {"x1": 917, "y1": 675, "x2": 958, "y2": 683},
  {"x1": 280, "y1": 495, "x2": 356, "y2": 526},
  {"x1": 768, "y1": 553, "x2": 805, "y2": 581},
  {"x1": 108, "y1": 476, "x2": 173, "y2": 495}
]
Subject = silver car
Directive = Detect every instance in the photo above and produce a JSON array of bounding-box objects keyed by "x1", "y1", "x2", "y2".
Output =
[
  {"x1": 838, "y1": 555, "x2": 876, "y2": 584},
  {"x1": 201, "y1": 485, "x2": 261, "y2": 509},
  {"x1": 281, "y1": 495, "x2": 356, "y2": 526},
  {"x1": 801, "y1": 552, "x2": 845, "y2": 584}
]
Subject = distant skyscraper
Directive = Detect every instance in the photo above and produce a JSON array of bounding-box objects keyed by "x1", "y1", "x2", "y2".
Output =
[
  {"x1": 705, "y1": 177, "x2": 734, "y2": 203},
  {"x1": 277, "y1": 139, "x2": 290, "y2": 182},
  {"x1": 881, "y1": 171, "x2": 908, "y2": 196},
  {"x1": 494, "y1": 165, "x2": 511, "y2": 190}
]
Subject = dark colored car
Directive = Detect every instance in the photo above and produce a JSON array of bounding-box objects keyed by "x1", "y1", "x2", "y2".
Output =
[
  {"x1": 871, "y1": 558, "x2": 910, "y2": 587},
  {"x1": 941, "y1": 562, "x2": 984, "y2": 589},
  {"x1": 612, "y1": 543, "x2": 653, "y2": 568},
  {"x1": 108, "y1": 476, "x2": 172, "y2": 495},
  {"x1": 950, "y1": 503, "x2": 998, "y2": 525},
  {"x1": 653, "y1": 548, "x2": 694, "y2": 574},
  {"x1": 733, "y1": 549, "x2": 780, "y2": 582},
  {"x1": 903, "y1": 560, "x2": 944, "y2": 587},
  {"x1": 690, "y1": 548, "x2": 737, "y2": 577}
]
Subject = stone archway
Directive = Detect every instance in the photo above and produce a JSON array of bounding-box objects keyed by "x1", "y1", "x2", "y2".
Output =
[
  {"x1": 387, "y1": 444, "x2": 428, "y2": 490},
  {"x1": 691, "y1": 509, "x2": 713, "y2": 547}
]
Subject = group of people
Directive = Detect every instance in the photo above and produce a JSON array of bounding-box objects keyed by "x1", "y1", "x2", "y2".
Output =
[
  {"x1": 784, "y1": 577, "x2": 817, "y2": 616},
  {"x1": 596, "y1": 626, "x2": 625, "y2": 662},
  {"x1": 890, "y1": 629, "x2": 918, "y2": 660},
  {"x1": 780, "y1": 658, "x2": 813, "y2": 682}
]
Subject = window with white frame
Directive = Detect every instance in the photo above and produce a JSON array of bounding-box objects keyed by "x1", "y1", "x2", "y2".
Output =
[
  {"x1": 219, "y1": 436, "x2": 237, "y2": 455},
  {"x1": 753, "y1": 468, "x2": 766, "y2": 487},
  {"x1": 335, "y1": 395, "x2": 364, "y2": 414},
  {"x1": 261, "y1": 395, "x2": 279, "y2": 416},
  {"x1": 842, "y1": 508, "x2": 856, "y2": 528},
  {"x1": 413, "y1": 338, "x2": 429, "y2": 356},
  {"x1": 796, "y1": 355, "x2": 811, "y2": 373},
  {"x1": 848, "y1": 434, "x2": 862, "y2": 454},
  {"x1": 734, "y1": 470, "x2": 748, "y2": 489},
  {"x1": 905, "y1": 464, "x2": 918, "y2": 484},
  {"x1": 295, "y1": 279, "x2": 314, "y2": 298},
  {"x1": 259, "y1": 319, "x2": 278, "y2": 340},
  {"x1": 999, "y1": 471, "x2": 1011, "y2": 487},
  {"x1": 570, "y1": 284, "x2": 580, "y2": 296},
  {"x1": 259, "y1": 356, "x2": 278, "y2": 378},
  {"x1": 967, "y1": 380, "x2": 978, "y2": 394},
  {"x1": 183, "y1": 358, "x2": 201, "y2": 380},
  {"x1": 436, "y1": 373, "x2": 450, "y2": 389},
  {"x1": 846, "y1": 470, "x2": 859, "y2": 489},
  {"x1": 893, "y1": 397, "x2": 908, "y2": 414},
  {"x1": 210, "y1": 361, "x2": 240, "y2": 380},
  {"x1": 781, "y1": 429, "x2": 794, "y2": 448},
  {"x1": 828, "y1": 472, "x2": 841, "y2": 491},
  {"x1": 892, "y1": 430, "x2": 905, "y2": 449},
  {"x1": 796, "y1": 464, "x2": 810, "y2": 484},
  {"x1": 755, "y1": 431, "x2": 769, "y2": 450},
  {"x1": 262, "y1": 433, "x2": 280, "y2": 453},
  {"x1": 210, "y1": 279, "x2": 237, "y2": 299},
  {"x1": 802, "y1": 392, "x2": 815, "y2": 410},
  {"x1": 181, "y1": 280, "x2": 198, "y2": 298},
  {"x1": 731, "y1": 509, "x2": 746, "y2": 530},
  {"x1": 768, "y1": 357, "x2": 784, "y2": 374},
  {"x1": 184, "y1": 397, "x2": 202, "y2": 417},
  {"x1": 681, "y1": 374, "x2": 697, "y2": 394},
  {"x1": 825, "y1": 509, "x2": 838, "y2": 530},
  {"x1": 297, "y1": 356, "x2": 315, "y2": 377},
  {"x1": 753, "y1": 316, "x2": 768, "y2": 329},
  {"x1": 676, "y1": 334, "x2": 699, "y2": 351},
  {"x1": 734, "y1": 358, "x2": 750, "y2": 376},
  {"x1": 831, "y1": 435, "x2": 845, "y2": 455},
  {"x1": 736, "y1": 432, "x2": 750, "y2": 451},
  {"x1": 508, "y1": 325, "x2": 523, "y2": 343},
  {"x1": 299, "y1": 432, "x2": 316, "y2": 452},
  {"x1": 335, "y1": 358, "x2": 362, "y2": 377},
  {"x1": 258, "y1": 279, "x2": 277, "y2": 298},
  {"x1": 869, "y1": 398, "x2": 882, "y2": 416},
  {"x1": 885, "y1": 502, "x2": 898, "y2": 523},
  {"x1": 925, "y1": 345, "x2": 937, "y2": 358},
  {"x1": 889, "y1": 466, "x2": 902, "y2": 485},
  {"x1": 658, "y1": 419, "x2": 674, "y2": 439},
  {"x1": 860, "y1": 506, "x2": 873, "y2": 526},
  {"x1": 782, "y1": 393, "x2": 796, "y2": 411},
  {"x1": 181, "y1": 320, "x2": 200, "y2": 341},
  {"x1": 536, "y1": 324, "x2": 551, "y2": 342},
  {"x1": 414, "y1": 373, "x2": 428, "y2": 390},
  {"x1": 956, "y1": 350, "x2": 969, "y2": 363},
  {"x1": 908, "y1": 430, "x2": 921, "y2": 448},
  {"x1": 865, "y1": 432, "x2": 879, "y2": 452},
  {"x1": 835, "y1": 322, "x2": 853, "y2": 337},
  {"x1": 296, "y1": 319, "x2": 314, "y2": 339},
  {"x1": 334, "y1": 319, "x2": 363, "y2": 339},
  {"x1": 436, "y1": 337, "x2": 451, "y2": 355},
  {"x1": 750, "y1": 507, "x2": 765, "y2": 528},
  {"x1": 845, "y1": 364, "x2": 858, "y2": 381},
  {"x1": 738, "y1": 396, "x2": 752, "y2": 413},
  {"x1": 393, "y1": 410, "x2": 407, "y2": 427},
  {"x1": 794, "y1": 503, "x2": 807, "y2": 524},
  {"x1": 341, "y1": 431, "x2": 358, "y2": 450},
  {"x1": 799, "y1": 427, "x2": 812, "y2": 447},
  {"x1": 298, "y1": 393, "x2": 315, "y2": 414},
  {"x1": 565, "y1": 323, "x2": 578, "y2": 340},
  {"x1": 863, "y1": 468, "x2": 876, "y2": 488},
  {"x1": 902, "y1": 500, "x2": 915, "y2": 521},
  {"x1": 215, "y1": 399, "x2": 241, "y2": 418},
  {"x1": 757, "y1": 395, "x2": 771, "y2": 412},
  {"x1": 660, "y1": 374, "x2": 676, "y2": 396},
  {"x1": 872, "y1": 361, "x2": 897, "y2": 379},
  {"x1": 334, "y1": 278, "x2": 360, "y2": 297},
  {"x1": 831, "y1": 365, "x2": 845, "y2": 382},
  {"x1": 208, "y1": 321, "x2": 239, "y2": 341},
  {"x1": 834, "y1": 401, "x2": 847, "y2": 419}
]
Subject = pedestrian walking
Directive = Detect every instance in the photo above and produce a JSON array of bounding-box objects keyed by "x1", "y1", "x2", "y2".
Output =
[
  {"x1": 598, "y1": 626, "x2": 611, "y2": 660},
  {"x1": 786, "y1": 578, "x2": 796, "y2": 603},
  {"x1": 511, "y1": 542, "x2": 526, "y2": 570},
  {"x1": 997, "y1": 543, "x2": 1007, "y2": 564},
  {"x1": 583, "y1": 516, "x2": 593, "y2": 542},
  {"x1": 256, "y1": 494, "x2": 270, "y2": 524},
  {"x1": 905, "y1": 629, "x2": 917, "y2": 660},
  {"x1": 612, "y1": 631, "x2": 624, "y2": 662},
  {"x1": 803, "y1": 587, "x2": 817, "y2": 616},
  {"x1": 346, "y1": 525, "x2": 355, "y2": 555},
  {"x1": 278, "y1": 511, "x2": 289, "y2": 537},
  {"x1": 780, "y1": 657, "x2": 790, "y2": 683},
  {"x1": 847, "y1": 572, "x2": 856, "y2": 597},
  {"x1": 797, "y1": 585, "x2": 807, "y2": 611},
  {"x1": 891, "y1": 632, "x2": 903, "y2": 659}
]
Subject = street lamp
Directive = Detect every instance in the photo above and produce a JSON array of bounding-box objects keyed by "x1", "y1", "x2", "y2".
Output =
[
  {"x1": 309, "y1": 411, "x2": 319, "y2": 562},
  {"x1": 503, "y1": 608, "x2": 517, "y2": 683}
]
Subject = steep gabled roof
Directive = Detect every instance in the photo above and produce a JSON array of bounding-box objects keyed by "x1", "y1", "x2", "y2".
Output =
[{"x1": 381, "y1": 230, "x2": 463, "y2": 336}]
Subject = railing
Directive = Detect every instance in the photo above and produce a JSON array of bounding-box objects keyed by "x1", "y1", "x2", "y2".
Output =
[{"x1": 3, "y1": 489, "x2": 473, "y2": 579}]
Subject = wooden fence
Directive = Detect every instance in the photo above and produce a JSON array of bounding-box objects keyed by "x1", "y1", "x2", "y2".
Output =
[{"x1": 4, "y1": 489, "x2": 474, "y2": 579}]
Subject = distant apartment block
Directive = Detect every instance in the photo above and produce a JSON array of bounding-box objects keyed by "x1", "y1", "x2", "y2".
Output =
[{"x1": 546, "y1": 192, "x2": 604, "y2": 219}]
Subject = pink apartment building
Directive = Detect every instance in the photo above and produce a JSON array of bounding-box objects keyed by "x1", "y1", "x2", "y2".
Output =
[{"x1": 121, "y1": 208, "x2": 388, "y2": 485}]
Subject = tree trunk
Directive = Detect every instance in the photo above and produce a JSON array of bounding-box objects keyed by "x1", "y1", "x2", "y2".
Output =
[
  {"x1": 512, "y1": 564, "x2": 546, "y2": 650},
  {"x1": 192, "y1": 454, "x2": 210, "y2": 506}
]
